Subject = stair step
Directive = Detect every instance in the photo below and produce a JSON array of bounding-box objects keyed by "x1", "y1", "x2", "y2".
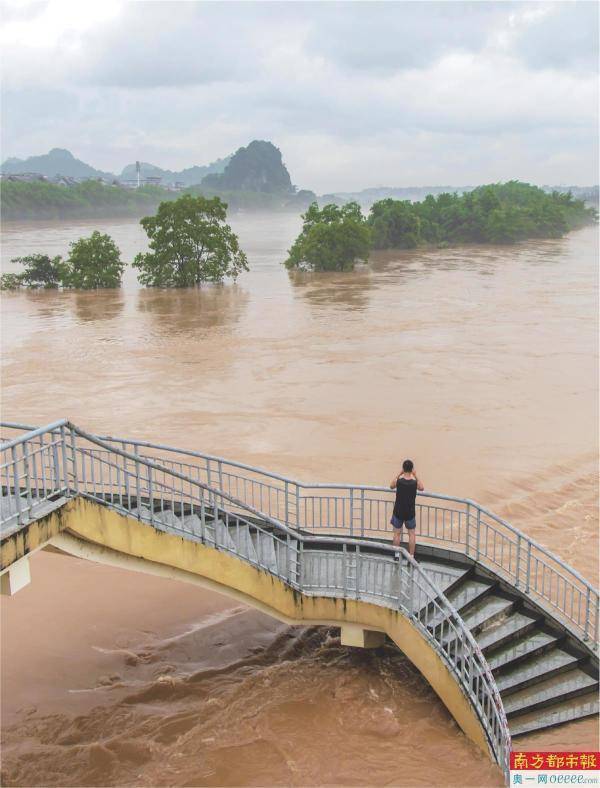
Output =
[
  {"x1": 415, "y1": 559, "x2": 469, "y2": 594},
  {"x1": 427, "y1": 579, "x2": 493, "y2": 629},
  {"x1": 504, "y1": 669, "x2": 598, "y2": 718},
  {"x1": 477, "y1": 610, "x2": 540, "y2": 653},
  {"x1": 227, "y1": 522, "x2": 258, "y2": 562},
  {"x1": 460, "y1": 594, "x2": 514, "y2": 632},
  {"x1": 152, "y1": 509, "x2": 183, "y2": 532},
  {"x1": 250, "y1": 530, "x2": 279, "y2": 573},
  {"x1": 182, "y1": 513, "x2": 202, "y2": 536},
  {"x1": 495, "y1": 648, "x2": 580, "y2": 695},
  {"x1": 488, "y1": 631, "x2": 560, "y2": 673},
  {"x1": 509, "y1": 692, "x2": 599, "y2": 738},
  {"x1": 439, "y1": 594, "x2": 515, "y2": 649}
]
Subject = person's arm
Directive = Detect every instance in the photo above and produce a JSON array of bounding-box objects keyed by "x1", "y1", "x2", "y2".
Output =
[
  {"x1": 390, "y1": 473, "x2": 399, "y2": 489},
  {"x1": 415, "y1": 473, "x2": 425, "y2": 492}
]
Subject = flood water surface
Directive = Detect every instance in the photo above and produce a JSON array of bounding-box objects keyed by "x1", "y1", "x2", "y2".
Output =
[{"x1": 1, "y1": 216, "x2": 598, "y2": 786}]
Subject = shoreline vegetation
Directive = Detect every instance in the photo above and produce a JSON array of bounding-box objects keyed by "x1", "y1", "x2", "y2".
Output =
[
  {"x1": 285, "y1": 181, "x2": 598, "y2": 271},
  {"x1": 1, "y1": 183, "x2": 597, "y2": 291},
  {"x1": 0, "y1": 180, "x2": 312, "y2": 221}
]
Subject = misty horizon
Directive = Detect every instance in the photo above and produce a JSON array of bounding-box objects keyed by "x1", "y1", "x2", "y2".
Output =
[
  {"x1": 2, "y1": 144, "x2": 598, "y2": 194},
  {"x1": 1, "y1": 1, "x2": 598, "y2": 193}
]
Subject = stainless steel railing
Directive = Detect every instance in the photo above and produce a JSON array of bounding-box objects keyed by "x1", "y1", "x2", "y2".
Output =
[
  {"x1": 1, "y1": 419, "x2": 510, "y2": 778},
  {"x1": 5, "y1": 420, "x2": 592, "y2": 647}
]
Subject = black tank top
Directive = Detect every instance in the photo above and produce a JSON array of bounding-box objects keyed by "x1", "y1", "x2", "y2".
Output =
[{"x1": 393, "y1": 477, "x2": 417, "y2": 520}]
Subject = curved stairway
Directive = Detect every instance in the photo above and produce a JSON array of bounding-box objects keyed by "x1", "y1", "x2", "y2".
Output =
[
  {"x1": 141, "y1": 499, "x2": 599, "y2": 741},
  {"x1": 1, "y1": 419, "x2": 599, "y2": 782}
]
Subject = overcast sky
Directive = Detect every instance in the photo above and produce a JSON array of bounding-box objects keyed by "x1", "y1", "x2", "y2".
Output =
[{"x1": 1, "y1": 0, "x2": 598, "y2": 191}]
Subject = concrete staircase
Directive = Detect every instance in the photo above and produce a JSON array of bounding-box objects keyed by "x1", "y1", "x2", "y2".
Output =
[
  {"x1": 418, "y1": 564, "x2": 599, "y2": 738},
  {"x1": 140, "y1": 498, "x2": 598, "y2": 740}
]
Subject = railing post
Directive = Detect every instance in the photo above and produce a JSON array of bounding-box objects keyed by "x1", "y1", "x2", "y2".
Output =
[
  {"x1": 284, "y1": 480, "x2": 289, "y2": 527},
  {"x1": 525, "y1": 540, "x2": 532, "y2": 593},
  {"x1": 408, "y1": 561, "x2": 415, "y2": 618},
  {"x1": 355, "y1": 545, "x2": 360, "y2": 599},
  {"x1": 475, "y1": 506, "x2": 481, "y2": 561},
  {"x1": 515, "y1": 534, "x2": 522, "y2": 589},
  {"x1": 59, "y1": 425, "x2": 70, "y2": 494},
  {"x1": 584, "y1": 587, "x2": 591, "y2": 641},
  {"x1": 22, "y1": 441, "x2": 33, "y2": 512},
  {"x1": 465, "y1": 502, "x2": 471, "y2": 557},
  {"x1": 342, "y1": 543, "x2": 347, "y2": 598},
  {"x1": 295, "y1": 484, "x2": 300, "y2": 530},
  {"x1": 133, "y1": 443, "x2": 141, "y2": 519},
  {"x1": 10, "y1": 445, "x2": 22, "y2": 526},
  {"x1": 52, "y1": 437, "x2": 60, "y2": 492},
  {"x1": 349, "y1": 488, "x2": 354, "y2": 537},
  {"x1": 360, "y1": 488, "x2": 365, "y2": 537},
  {"x1": 148, "y1": 467, "x2": 154, "y2": 525},
  {"x1": 217, "y1": 460, "x2": 223, "y2": 493},
  {"x1": 200, "y1": 497, "x2": 206, "y2": 542},
  {"x1": 69, "y1": 428, "x2": 79, "y2": 495},
  {"x1": 285, "y1": 533, "x2": 290, "y2": 582}
]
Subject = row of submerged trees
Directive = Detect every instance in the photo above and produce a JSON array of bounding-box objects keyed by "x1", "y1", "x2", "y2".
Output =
[
  {"x1": 284, "y1": 181, "x2": 598, "y2": 272},
  {"x1": 1, "y1": 182, "x2": 597, "y2": 289},
  {"x1": 1, "y1": 195, "x2": 248, "y2": 290}
]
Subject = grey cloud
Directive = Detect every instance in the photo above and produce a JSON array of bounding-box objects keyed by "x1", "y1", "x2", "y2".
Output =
[
  {"x1": 511, "y1": 2, "x2": 599, "y2": 71},
  {"x1": 302, "y1": 2, "x2": 511, "y2": 73},
  {"x1": 0, "y1": 1, "x2": 597, "y2": 190}
]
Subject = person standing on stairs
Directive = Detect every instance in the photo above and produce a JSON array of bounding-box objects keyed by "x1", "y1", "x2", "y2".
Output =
[{"x1": 389, "y1": 459, "x2": 423, "y2": 559}]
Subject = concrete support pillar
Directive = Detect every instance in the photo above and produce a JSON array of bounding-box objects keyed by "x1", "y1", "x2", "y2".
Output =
[
  {"x1": 340, "y1": 624, "x2": 386, "y2": 648},
  {"x1": 0, "y1": 556, "x2": 31, "y2": 596}
]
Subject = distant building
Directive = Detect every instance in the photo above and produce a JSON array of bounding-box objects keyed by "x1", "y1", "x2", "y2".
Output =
[{"x1": 1, "y1": 172, "x2": 49, "y2": 182}]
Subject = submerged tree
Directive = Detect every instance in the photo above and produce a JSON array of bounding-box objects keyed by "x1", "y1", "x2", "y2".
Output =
[
  {"x1": 369, "y1": 199, "x2": 421, "y2": 249},
  {"x1": 65, "y1": 231, "x2": 124, "y2": 289},
  {"x1": 285, "y1": 201, "x2": 371, "y2": 271},
  {"x1": 0, "y1": 253, "x2": 68, "y2": 290},
  {"x1": 133, "y1": 195, "x2": 249, "y2": 287},
  {"x1": 369, "y1": 181, "x2": 596, "y2": 250}
]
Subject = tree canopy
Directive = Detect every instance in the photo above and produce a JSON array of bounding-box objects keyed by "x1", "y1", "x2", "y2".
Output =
[
  {"x1": 0, "y1": 254, "x2": 67, "y2": 289},
  {"x1": 66, "y1": 231, "x2": 124, "y2": 289},
  {"x1": 133, "y1": 194, "x2": 249, "y2": 287},
  {"x1": 0, "y1": 235, "x2": 123, "y2": 290},
  {"x1": 368, "y1": 181, "x2": 597, "y2": 249},
  {"x1": 285, "y1": 202, "x2": 371, "y2": 271}
]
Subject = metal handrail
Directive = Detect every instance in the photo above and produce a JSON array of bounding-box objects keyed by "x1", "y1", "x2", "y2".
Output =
[
  {"x1": 1, "y1": 419, "x2": 598, "y2": 647},
  {"x1": 0, "y1": 420, "x2": 511, "y2": 778}
]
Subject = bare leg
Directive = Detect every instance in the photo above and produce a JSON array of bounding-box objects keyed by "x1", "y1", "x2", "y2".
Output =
[
  {"x1": 408, "y1": 528, "x2": 416, "y2": 558},
  {"x1": 393, "y1": 528, "x2": 402, "y2": 549}
]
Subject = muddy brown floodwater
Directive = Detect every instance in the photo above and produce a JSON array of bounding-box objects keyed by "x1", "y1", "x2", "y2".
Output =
[{"x1": 1, "y1": 215, "x2": 598, "y2": 786}]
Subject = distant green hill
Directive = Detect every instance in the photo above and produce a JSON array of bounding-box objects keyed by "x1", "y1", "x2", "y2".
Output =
[
  {"x1": 1, "y1": 139, "x2": 317, "y2": 219},
  {"x1": 202, "y1": 140, "x2": 294, "y2": 194},
  {"x1": 1, "y1": 148, "x2": 112, "y2": 180}
]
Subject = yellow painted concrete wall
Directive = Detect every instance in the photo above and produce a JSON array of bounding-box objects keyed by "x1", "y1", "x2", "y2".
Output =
[{"x1": 2, "y1": 497, "x2": 494, "y2": 763}]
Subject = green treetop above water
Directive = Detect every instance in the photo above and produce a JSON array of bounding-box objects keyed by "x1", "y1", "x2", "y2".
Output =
[
  {"x1": 1, "y1": 232, "x2": 124, "y2": 290},
  {"x1": 283, "y1": 181, "x2": 597, "y2": 272},
  {"x1": 66, "y1": 231, "x2": 124, "y2": 288},
  {"x1": 285, "y1": 202, "x2": 372, "y2": 271},
  {"x1": 369, "y1": 181, "x2": 597, "y2": 249},
  {"x1": 133, "y1": 194, "x2": 249, "y2": 287}
]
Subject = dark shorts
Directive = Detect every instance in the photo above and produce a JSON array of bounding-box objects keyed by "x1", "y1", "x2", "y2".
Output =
[{"x1": 391, "y1": 515, "x2": 416, "y2": 530}]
